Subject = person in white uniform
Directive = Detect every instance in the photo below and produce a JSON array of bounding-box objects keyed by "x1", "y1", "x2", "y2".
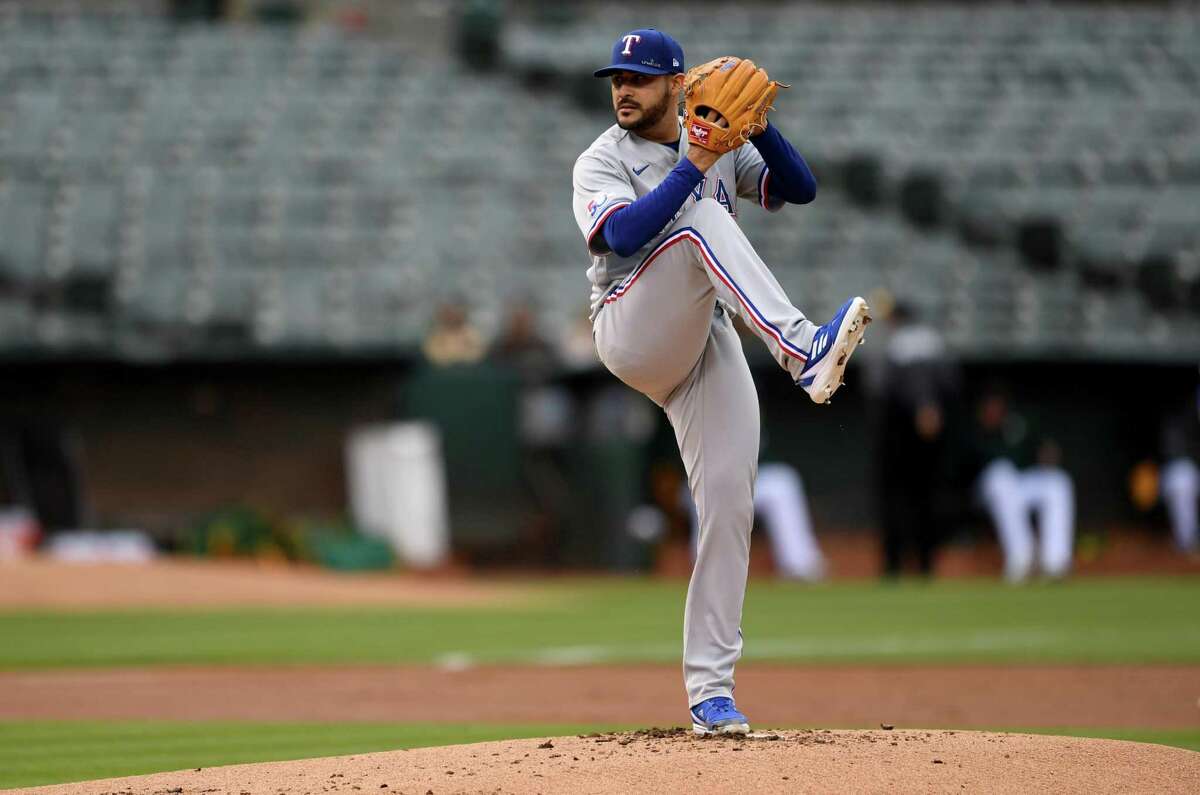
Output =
[
  {"x1": 1160, "y1": 379, "x2": 1200, "y2": 554},
  {"x1": 972, "y1": 385, "x2": 1075, "y2": 582},
  {"x1": 571, "y1": 28, "x2": 870, "y2": 734},
  {"x1": 682, "y1": 462, "x2": 827, "y2": 582}
]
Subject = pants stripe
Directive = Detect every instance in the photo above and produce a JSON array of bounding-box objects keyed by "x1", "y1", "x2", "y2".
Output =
[{"x1": 605, "y1": 227, "x2": 807, "y2": 363}]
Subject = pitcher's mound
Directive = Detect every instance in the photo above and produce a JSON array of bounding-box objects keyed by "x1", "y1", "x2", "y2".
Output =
[{"x1": 10, "y1": 729, "x2": 1200, "y2": 794}]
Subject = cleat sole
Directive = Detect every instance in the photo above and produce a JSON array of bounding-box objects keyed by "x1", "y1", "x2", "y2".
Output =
[
  {"x1": 693, "y1": 722, "x2": 751, "y2": 736},
  {"x1": 805, "y1": 297, "x2": 871, "y2": 405}
]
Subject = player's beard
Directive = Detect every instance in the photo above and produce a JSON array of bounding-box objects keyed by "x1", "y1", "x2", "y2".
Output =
[{"x1": 616, "y1": 86, "x2": 675, "y2": 133}]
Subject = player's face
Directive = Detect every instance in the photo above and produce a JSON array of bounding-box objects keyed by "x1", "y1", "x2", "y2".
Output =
[{"x1": 611, "y1": 72, "x2": 675, "y2": 132}]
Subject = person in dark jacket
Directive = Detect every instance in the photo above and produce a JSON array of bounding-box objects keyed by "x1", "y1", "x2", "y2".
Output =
[{"x1": 876, "y1": 304, "x2": 958, "y2": 578}]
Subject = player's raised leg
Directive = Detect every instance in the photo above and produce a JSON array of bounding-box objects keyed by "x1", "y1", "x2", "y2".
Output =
[
  {"x1": 593, "y1": 234, "x2": 719, "y2": 406},
  {"x1": 639, "y1": 197, "x2": 870, "y2": 403}
]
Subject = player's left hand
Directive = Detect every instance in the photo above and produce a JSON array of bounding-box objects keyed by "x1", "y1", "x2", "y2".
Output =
[{"x1": 683, "y1": 56, "x2": 785, "y2": 155}]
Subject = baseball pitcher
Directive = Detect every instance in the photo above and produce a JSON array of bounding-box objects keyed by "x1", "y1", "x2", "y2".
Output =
[{"x1": 571, "y1": 28, "x2": 871, "y2": 734}]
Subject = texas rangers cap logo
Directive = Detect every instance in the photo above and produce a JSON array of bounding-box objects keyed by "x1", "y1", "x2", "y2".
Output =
[{"x1": 593, "y1": 28, "x2": 685, "y2": 78}]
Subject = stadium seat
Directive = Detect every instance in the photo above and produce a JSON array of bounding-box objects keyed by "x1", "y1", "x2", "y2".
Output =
[{"x1": 0, "y1": 4, "x2": 1197, "y2": 359}]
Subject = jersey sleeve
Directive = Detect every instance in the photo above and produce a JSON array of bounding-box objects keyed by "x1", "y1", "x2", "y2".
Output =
[
  {"x1": 572, "y1": 153, "x2": 636, "y2": 256},
  {"x1": 733, "y1": 141, "x2": 785, "y2": 213}
]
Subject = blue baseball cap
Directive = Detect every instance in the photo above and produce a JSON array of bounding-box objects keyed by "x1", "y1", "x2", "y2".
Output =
[{"x1": 593, "y1": 28, "x2": 685, "y2": 78}]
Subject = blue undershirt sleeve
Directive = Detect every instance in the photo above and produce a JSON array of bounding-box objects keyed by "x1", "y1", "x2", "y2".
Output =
[
  {"x1": 751, "y1": 123, "x2": 817, "y2": 205},
  {"x1": 602, "y1": 159, "x2": 705, "y2": 258}
]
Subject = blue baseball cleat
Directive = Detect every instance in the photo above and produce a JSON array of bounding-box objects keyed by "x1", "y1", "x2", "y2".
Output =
[
  {"x1": 690, "y1": 696, "x2": 751, "y2": 735},
  {"x1": 798, "y1": 296, "x2": 872, "y2": 404}
]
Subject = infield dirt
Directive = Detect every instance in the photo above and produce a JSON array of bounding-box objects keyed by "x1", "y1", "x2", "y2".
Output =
[{"x1": 2, "y1": 663, "x2": 1196, "y2": 729}]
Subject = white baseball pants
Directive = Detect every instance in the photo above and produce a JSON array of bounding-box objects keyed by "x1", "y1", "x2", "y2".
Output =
[
  {"x1": 593, "y1": 198, "x2": 816, "y2": 707},
  {"x1": 978, "y1": 459, "x2": 1075, "y2": 581},
  {"x1": 1162, "y1": 457, "x2": 1198, "y2": 552}
]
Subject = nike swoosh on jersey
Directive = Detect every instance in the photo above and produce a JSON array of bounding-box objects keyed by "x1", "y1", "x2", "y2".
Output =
[{"x1": 632, "y1": 163, "x2": 651, "y2": 175}]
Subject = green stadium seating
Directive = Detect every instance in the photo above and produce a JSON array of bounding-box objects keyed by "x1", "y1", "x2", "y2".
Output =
[{"x1": 0, "y1": 3, "x2": 1196, "y2": 360}]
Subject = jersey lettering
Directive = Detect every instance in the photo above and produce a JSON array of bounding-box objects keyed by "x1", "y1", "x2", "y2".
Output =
[
  {"x1": 688, "y1": 177, "x2": 735, "y2": 216},
  {"x1": 715, "y1": 179, "x2": 733, "y2": 214},
  {"x1": 574, "y1": 122, "x2": 765, "y2": 284}
]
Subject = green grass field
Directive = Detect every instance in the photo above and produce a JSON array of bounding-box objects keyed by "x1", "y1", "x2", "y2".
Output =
[
  {"x1": 1, "y1": 576, "x2": 1198, "y2": 669},
  {"x1": 3, "y1": 576, "x2": 1198, "y2": 788}
]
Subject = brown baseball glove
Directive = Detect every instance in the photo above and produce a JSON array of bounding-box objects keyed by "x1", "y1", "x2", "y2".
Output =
[{"x1": 684, "y1": 56, "x2": 784, "y2": 154}]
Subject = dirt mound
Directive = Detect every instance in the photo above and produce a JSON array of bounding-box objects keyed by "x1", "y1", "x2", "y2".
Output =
[
  {"x1": 7, "y1": 730, "x2": 1199, "y2": 794},
  {"x1": 0, "y1": 559, "x2": 525, "y2": 610}
]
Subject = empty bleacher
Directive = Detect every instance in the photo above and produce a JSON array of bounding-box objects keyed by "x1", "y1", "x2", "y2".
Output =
[
  {"x1": 511, "y1": 2, "x2": 1200, "y2": 359},
  {"x1": 0, "y1": 2, "x2": 1197, "y2": 361}
]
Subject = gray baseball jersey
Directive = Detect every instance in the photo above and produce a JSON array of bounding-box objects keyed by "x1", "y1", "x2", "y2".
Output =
[{"x1": 572, "y1": 117, "x2": 782, "y2": 321}]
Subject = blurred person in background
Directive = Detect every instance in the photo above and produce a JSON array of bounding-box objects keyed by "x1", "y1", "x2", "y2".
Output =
[
  {"x1": 559, "y1": 310, "x2": 603, "y2": 371},
  {"x1": 971, "y1": 382, "x2": 1075, "y2": 582},
  {"x1": 0, "y1": 423, "x2": 85, "y2": 539},
  {"x1": 490, "y1": 302, "x2": 559, "y2": 382},
  {"x1": 682, "y1": 459, "x2": 827, "y2": 582},
  {"x1": 877, "y1": 303, "x2": 958, "y2": 579},
  {"x1": 674, "y1": 319, "x2": 828, "y2": 580},
  {"x1": 1160, "y1": 372, "x2": 1200, "y2": 555},
  {"x1": 490, "y1": 302, "x2": 575, "y2": 564},
  {"x1": 421, "y1": 300, "x2": 485, "y2": 367}
]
